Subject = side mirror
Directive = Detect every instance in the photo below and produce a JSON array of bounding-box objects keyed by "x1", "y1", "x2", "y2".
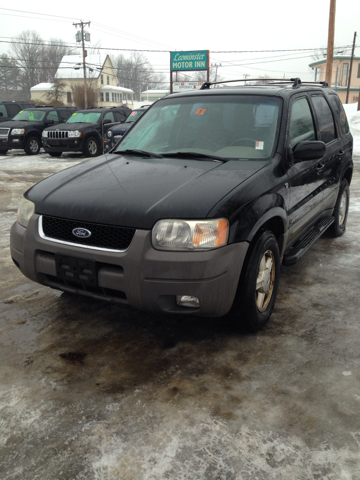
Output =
[{"x1": 293, "y1": 141, "x2": 326, "y2": 162}]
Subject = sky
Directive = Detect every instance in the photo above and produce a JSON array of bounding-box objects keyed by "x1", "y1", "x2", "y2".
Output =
[{"x1": 0, "y1": 0, "x2": 359, "y2": 86}]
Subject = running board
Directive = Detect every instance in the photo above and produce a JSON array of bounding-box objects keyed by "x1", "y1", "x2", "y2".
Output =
[{"x1": 283, "y1": 216, "x2": 335, "y2": 266}]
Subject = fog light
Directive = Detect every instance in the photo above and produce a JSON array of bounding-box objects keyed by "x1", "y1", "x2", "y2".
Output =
[{"x1": 176, "y1": 295, "x2": 200, "y2": 308}]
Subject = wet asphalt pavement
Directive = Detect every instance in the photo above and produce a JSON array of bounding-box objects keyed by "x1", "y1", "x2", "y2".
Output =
[{"x1": 1, "y1": 151, "x2": 360, "y2": 479}]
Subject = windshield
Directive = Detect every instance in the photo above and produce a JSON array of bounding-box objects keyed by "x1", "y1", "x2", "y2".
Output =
[
  {"x1": 115, "y1": 95, "x2": 281, "y2": 160},
  {"x1": 66, "y1": 111, "x2": 101, "y2": 123},
  {"x1": 12, "y1": 110, "x2": 46, "y2": 122},
  {"x1": 125, "y1": 109, "x2": 146, "y2": 123}
]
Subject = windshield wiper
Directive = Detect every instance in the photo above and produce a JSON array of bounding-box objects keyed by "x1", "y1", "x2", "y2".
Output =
[
  {"x1": 163, "y1": 151, "x2": 229, "y2": 163},
  {"x1": 115, "y1": 149, "x2": 164, "y2": 158}
]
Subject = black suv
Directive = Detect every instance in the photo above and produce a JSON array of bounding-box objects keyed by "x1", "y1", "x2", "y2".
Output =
[
  {"x1": 0, "y1": 106, "x2": 77, "y2": 155},
  {"x1": 10, "y1": 78, "x2": 353, "y2": 331},
  {"x1": 42, "y1": 106, "x2": 131, "y2": 157},
  {"x1": 104, "y1": 106, "x2": 149, "y2": 151},
  {"x1": 0, "y1": 101, "x2": 35, "y2": 124}
]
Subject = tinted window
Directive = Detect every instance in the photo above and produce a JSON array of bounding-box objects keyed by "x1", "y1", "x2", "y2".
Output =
[
  {"x1": 0, "y1": 105, "x2": 7, "y2": 117},
  {"x1": 7, "y1": 105, "x2": 19, "y2": 117},
  {"x1": 104, "y1": 112, "x2": 115, "y2": 122},
  {"x1": 328, "y1": 94, "x2": 349, "y2": 135},
  {"x1": 311, "y1": 95, "x2": 336, "y2": 143},
  {"x1": 289, "y1": 97, "x2": 316, "y2": 148},
  {"x1": 13, "y1": 110, "x2": 46, "y2": 122},
  {"x1": 47, "y1": 111, "x2": 59, "y2": 123}
]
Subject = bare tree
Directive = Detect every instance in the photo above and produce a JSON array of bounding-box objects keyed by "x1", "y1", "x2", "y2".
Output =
[
  {"x1": 46, "y1": 78, "x2": 68, "y2": 103},
  {"x1": 41, "y1": 39, "x2": 72, "y2": 82},
  {"x1": 71, "y1": 79, "x2": 99, "y2": 108},
  {"x1": 11, "y1": 30, "x2": 45, "y2": 98},
  {"x1": 112, "y1": 52, "x2": 166, "y2": 100},
  {"x1": 0, "y1": 54, "x2": 21, "y2": 100}
]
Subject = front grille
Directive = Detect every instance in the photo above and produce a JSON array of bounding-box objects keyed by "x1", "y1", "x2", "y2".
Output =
[
  {"x1": 0, "y1": 127, "x2": 10, "y2": 139},
  {"x1": 41, "y1": 215, "x2": 136, "y2": 251},
  {"x1": 48, "y1": 131, "x2": 69, "y2": 139}
]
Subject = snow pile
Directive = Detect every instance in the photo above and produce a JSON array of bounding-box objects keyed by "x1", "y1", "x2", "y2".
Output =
[{"x1": 344, "y1": 103, "x2": 360, "y2": 158}]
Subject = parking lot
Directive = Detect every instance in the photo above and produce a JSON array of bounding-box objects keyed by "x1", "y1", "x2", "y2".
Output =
[{"x1": 1, "y1": 150, "x2": 360, "y2": 479}]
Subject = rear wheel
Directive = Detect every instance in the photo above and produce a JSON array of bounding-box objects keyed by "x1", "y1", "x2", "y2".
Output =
[
  {"x1": 229, "y1": 230, "x2": 280, "y2": 332},
  {"x1": 83, "y1": 137, "x2": 99, "y2": 157},
  {"x1": 330, "y1": 179, "x2": 349, "y2": 237},
  {"x1": 25, "y1": 136, "x2": 40, "y2": 155},
  {"x1": 48, "y1": 152, "x2": 62, "y2": 158}
]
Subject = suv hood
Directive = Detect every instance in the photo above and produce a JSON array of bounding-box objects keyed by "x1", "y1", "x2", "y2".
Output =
[
  {"x1": 45, "y1": 123, "x2": 97, "y2": 132},
  {"x1": 26, "y1": 153, "x2": 267, "y2": 229},
  {"x1": 0, "y1": 120, "x2": 41, "y2": 129}
]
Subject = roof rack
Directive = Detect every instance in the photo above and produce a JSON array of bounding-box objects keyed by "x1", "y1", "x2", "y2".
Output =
[{"x1": 200, "y1": 78, "x2": 329, "y2": 89}]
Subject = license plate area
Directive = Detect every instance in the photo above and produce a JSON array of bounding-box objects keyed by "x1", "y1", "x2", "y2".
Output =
[
  {"x1": 50, "y1": 140, "x2": 60, "y2": 146},
  {"x1": 55, "y1": 254, "x2": 97, "y2": 286}
]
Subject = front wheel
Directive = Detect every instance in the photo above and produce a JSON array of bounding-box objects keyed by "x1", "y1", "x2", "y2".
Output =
[
  {"x1": 229, "y1": 231, "x2": 280, "y2": 331},
  {"x1": 330, "y1": 179, "x2": 349, "y2": 237},
  {"x1": 25, "y1": 136, "x2": 40, "y2": 155},
  {"x1": 83, "y1": 137, "x2": 100, "y2": 157}
]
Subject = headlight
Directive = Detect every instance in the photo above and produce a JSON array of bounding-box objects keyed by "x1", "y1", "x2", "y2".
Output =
[
  {"x1": 11, "y1": 128, "x2": 25, "y2": 135},
  {"x1": 68, "y1": 130, "x2": 81, "y2": 138},
  {"x1": 152, "y1": 219, "x2": 229, "y2": 251},
  {"x1": 42, "y1": 130, "x2": 48, "y2": 137},
  {"x1": 107, "y1": 131, "x2": 113, "y2": 138},
  {"x1": 17, "y1": 197, "x2": 35, "y2": 228}
]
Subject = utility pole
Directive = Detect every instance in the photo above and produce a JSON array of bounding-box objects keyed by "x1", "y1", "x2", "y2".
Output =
[
  {"x1": 74, "y1": 21, "x2": 90, "y2": 108},
  {"x1": 325, "y1": 0, "x2": 336, "y2": 86},
  {"x1": 346, "y1": 32, "x2": 357, "y2": 104},
  {"x1": 211, "y1": 63, "x2": 221, "y2": 82}
]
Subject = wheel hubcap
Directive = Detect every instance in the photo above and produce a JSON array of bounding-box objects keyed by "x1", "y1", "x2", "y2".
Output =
[
  {"x1": 338, "y1": 191, "x2": 347, "y2": 226},
  {"x1": 256, "y1": 250, "x2": 275, "y2": 312},
  {"x1": 88, "y1": 141, "x2": 97, "y2": 155},
  {"x1": 30, "y1": 140, "x2": 38, "y2": 153}
]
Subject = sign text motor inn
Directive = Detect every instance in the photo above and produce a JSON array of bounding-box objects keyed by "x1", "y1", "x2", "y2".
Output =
[{"x1": 170, "y1": 50, "x2": 209, "y2": 93}]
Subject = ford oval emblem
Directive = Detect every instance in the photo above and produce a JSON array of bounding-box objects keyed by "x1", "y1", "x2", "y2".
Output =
[{"x1": 72, "y1": 227, "x2": 92, "y2": 238}]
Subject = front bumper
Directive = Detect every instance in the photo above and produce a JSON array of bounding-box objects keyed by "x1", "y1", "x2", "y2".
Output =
[
  {"x1": 0, "y1": 137, "x2": 25, "y2": 149},
  {"x1": 43, "y1": 138, "x2": 84, "y2": 152},
  {"x1": 10, "y1": 214, "x2": 249, "y2": 317}
]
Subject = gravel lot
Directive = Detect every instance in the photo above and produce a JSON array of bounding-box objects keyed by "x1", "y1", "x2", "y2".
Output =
[{"x1": 1, "y1": 149, "x2": 360, "y2": 480}]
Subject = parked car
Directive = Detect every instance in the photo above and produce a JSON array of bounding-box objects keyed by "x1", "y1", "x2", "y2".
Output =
[
  {"x1": 11, "y1": 78, "x2": 353, "y2": 331},
  {"x1": 0, "y1": 101, "x2": 35, "y2": 124},
  {"x1": 0, "y1": 106, "x2": 77, "y2": 155},
  {"x1": 104, "y1": 106, "x2": 149, "y2": 151},
  {"x1": 42, "y1": 106, "x2": 131, "y2": 157}
]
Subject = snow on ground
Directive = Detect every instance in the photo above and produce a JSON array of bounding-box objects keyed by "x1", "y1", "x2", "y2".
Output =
[{"x1": 344, "y1": 103, "x2": 360, "y2": 159}]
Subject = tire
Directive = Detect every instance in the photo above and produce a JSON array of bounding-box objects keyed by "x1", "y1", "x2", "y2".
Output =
[
  {"x1": 229, "y1": 231, "x2": 280, "y2": 332},
  {"x1": 25, "y1": 136, "x2": 40, "y2": 155},
  {"x1": 48, "y1": 152, "x2": 62, "y2": 158},
  {"x1": 83, "y1": 137, "x2": 99, "y2": 157},
  {"x1": 0, "y1": 149, "x2": 8, "y2": 155},
  {"x1": 330, "y1": 179, "x2": 349, "y2": 237}
]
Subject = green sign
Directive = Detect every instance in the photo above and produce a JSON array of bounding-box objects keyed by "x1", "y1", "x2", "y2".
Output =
[{"x1": 171, "y1": 50, "x2": 208, "y2": 71}]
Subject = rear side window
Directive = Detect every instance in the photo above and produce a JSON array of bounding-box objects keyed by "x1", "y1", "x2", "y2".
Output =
[
  {"x1": 289, "y1": 97, "x2": 316, "y2": 148},
  {"x1": 47, "y1": 111, "x2": 59, "y2": 123},
  {"x1": 311, "y1": 95, "x2": 336, "y2": 143},
  {"x1": 7, "y1": 105, "x2": 19, "y2": 117},
  {"x1": 0, "y1": 105, "x2": 7, "y2": 117},
  {"x1": 328, "y1": 94, "x2": 349, "y2": 135}
]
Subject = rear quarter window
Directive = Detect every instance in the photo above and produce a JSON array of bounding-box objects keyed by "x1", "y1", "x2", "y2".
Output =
[
  {"x1": 311, "y1": 95, "x2": 336, "y2": 143},
  {"x1": 328, "y1": 94, "x2": 350, "y2": 135}
]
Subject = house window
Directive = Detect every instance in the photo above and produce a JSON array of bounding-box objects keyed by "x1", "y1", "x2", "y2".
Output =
[
  {"x1": 100, "y1": 92, "x2": 104, "y2": 102},
  {"x1": 357, "y1": 64, "x2": 360, "y2": 78},
  {"x1": 107, "y1": 76, "x2": 110, "y2": 85},
  {"x1": 354, "y1": 96, "x2": 359, "y2": 102},
  {"x1": 105, "y1": 92, "x2": 109, "y2": 102},
  {"x1": 341, "y1": 63, "x2": 349, "y2": 86},
  {"x1": 67, "y1": 92, "x2": 72, "y2": 103},
  {"x1": 101, "y1": 75, "x2": 104, "y2": 85}
]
